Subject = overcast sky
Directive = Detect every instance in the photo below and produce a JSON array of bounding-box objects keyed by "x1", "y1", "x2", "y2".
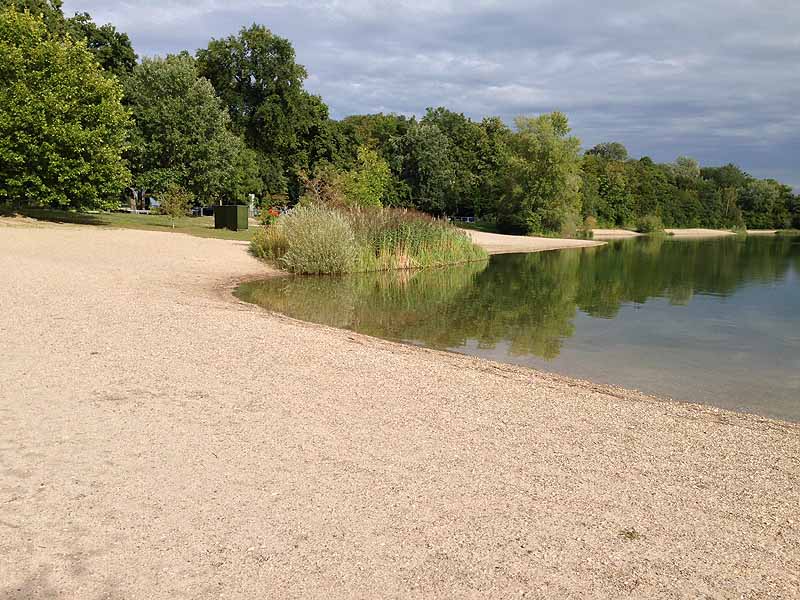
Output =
[{"x1": 63, "y1": 1, "x2": 799, "y2": 189}]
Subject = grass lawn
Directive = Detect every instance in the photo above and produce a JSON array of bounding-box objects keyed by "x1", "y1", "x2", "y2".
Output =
[{"x1": 0, "y1": 208, "x2": 254, "y2": 241}]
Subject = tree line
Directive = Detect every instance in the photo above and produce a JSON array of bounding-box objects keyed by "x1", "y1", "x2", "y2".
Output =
[{"x1": 1, "y1": 2, "x2": 798, "y2": 233}]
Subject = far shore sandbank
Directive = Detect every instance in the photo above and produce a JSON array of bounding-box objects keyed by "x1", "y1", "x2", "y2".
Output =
[
  {"x1": 594, "y1": 227, "x2": 737, "y2": 239},
  {"x1": 464, "y1": 229, "x2": 605, "y2": 254}
]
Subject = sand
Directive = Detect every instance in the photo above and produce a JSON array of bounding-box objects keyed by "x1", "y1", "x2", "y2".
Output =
[
  {"x1": 593, "y1": 228, "x2": 739, "y2": 239},
  {"x1": 665, "y1": 228, "x2": 736, "y2": 238},
  {"x1": 591, "y1": 228, "x2": 642, "y2": 239},
  {"x1": 464, "y1": 229, "x2": 604, "y2": 253},
  {"x1": 1, "y1": 223, "x2": 798, "y2": 599}
]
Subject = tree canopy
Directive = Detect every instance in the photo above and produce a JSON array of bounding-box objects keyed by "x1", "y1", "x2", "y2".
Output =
[
  {"x1": 1, "y1": 1, "x2": 136, "y2": 76},
  {"x1": 0, "y1": 8, "x2": 130, "y2": 209},
  {"x1": 496, "y1": 113, "x2": 583, "y2": 235},
  {"x1": 125, "y1": 53, "x2": 258, "y2": 203},
  {"x1": 0, "y1": 5, "x2": 796, "y2": 228},
  {"x1": 0, "y1": 0, "x2": 64, "y2": 33},
  {"x1": 586, "y1": 141, "x2": 629, "y2": 162},
  {"x1": 197, "y1": 24, "x2": 334, "y2": 196},
  {"x1": 338, "y1": 146, "x2": 392, "y2": 207},
  {"x1": 66, "y1": 12, "x2": 136, "y2": 76}
]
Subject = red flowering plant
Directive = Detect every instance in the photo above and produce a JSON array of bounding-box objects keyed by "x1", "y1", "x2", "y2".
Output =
[{"x1": 261, "y1": 206, "x2": 281, "y2": 227}]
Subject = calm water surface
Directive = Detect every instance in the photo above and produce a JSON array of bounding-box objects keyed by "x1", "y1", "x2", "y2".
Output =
[{"x1": 237, "y1": 235, "x2": 800, "y2": 421}]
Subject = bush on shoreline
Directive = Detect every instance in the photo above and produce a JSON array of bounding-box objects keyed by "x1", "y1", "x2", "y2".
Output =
[
  {"x1": 635, "y1": 214, "x2": 665, "y2": 234},
  {"x1": 251, "y1": 204, "x2": 488, "y2": 274}
]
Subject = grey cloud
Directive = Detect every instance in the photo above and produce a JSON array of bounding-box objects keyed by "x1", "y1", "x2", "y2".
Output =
[{"x1": 63, "y1": 0, "x2": 800, "y2": 188}]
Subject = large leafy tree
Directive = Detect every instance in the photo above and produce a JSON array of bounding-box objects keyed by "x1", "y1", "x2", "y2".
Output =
[
  {"x1": 332, "y1": 113, "x2": 413, "y2": 206},
  {"x1": 338, "y1": 146, "x2": 392, "y2": 207},
  {"x1": 420, "y1": 107, "x2": 514, "y2": 218},
  {"x1": 66, "y1": 12, "x2": 136, "y2": 76},
  {"x1": 496, "y1": 112, "x2": 582, "y2": 235},
  {"x1": 672, "y1": 155, "x2": 701, "y2": 181},
  {"x1": 0, "y1": 0, "x2": 64, "y2": 33},
  {"x1": 0, "y1": 8, "x2": 130, "y2": 209},
  {"x1": 700, "y1": 163, "x2": 750, "y2": 189},
  {"x1": 738, "y1": 179, "x2": 793, "y2": 229},
  {"x1": 390, "y1": 121, "x2": 455, "y2": 215},
  {"x1": 582, "y1": 154, "x2": 635, "y2": 226},
  {"x1": 473, "y1": 116, "x2": 511, "y2": 219},
  {"x1": 1, "y1": 1, "x2": 136, "y2": 76},
  {"x1": 791, "y1": 194, "x2": 800, "y2": 229},
  {"x1": 334, "y1": 113, "x2": 411, "y2": 165},
  {"x1": 586, "y1": 141, "x2": 629, "y2": 162},
  {"x1": 125, "y1": 53, "x2": 259, "y2": 204},
  {"x1": 197, "y1": 24, "x2": 334, "y2": 195},
  {"x1": 623, "y1": 157, "x2": 677, "y2": 223},
  {"x1": 421, "y1": 107, "x2": 484, "y2": 216}
]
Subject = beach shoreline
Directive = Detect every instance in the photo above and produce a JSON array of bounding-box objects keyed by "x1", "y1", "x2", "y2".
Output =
[{"x1": 2, "y1": 222, "x2": 798, "y2": 598}]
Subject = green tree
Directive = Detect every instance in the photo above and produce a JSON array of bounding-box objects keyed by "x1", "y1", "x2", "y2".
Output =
[
  {"x1": 125, "y1": 53, "x2": 258, "y2": 205},
  {"x1": 700, "y1": 163, "x2": 750, "y2": 189},
  {"x1": 390, "y1": 121, "x2": 454, "y2": 215},
  {"x1": 738, "y1": 179, "x2": 792, "y2": 229},
  {"x1": 65, "y1": 12, "x2": 136, "y2": 76},
  {"x1": 582, "y1": 154, "x2": 635, "y2": 226},
  {"x1": 474, "y1": 116, "x2": 511, "y2": 219},
  {"x1": 339, "y1": 146, "x2": 392, "y2": 207},
  {"x1": 623, "y1": 157, "x2": 675, "y2": 222},
  {"x1": 0, "y1": 8, "x2": 130, "y2": 209},
  {"x1": 496, "y1": 112, "x2": 582, "y2": 235},
  {"x1": 421, "y1": 107, "x2": 486, "y2": 216},
  {"x1": 586, "y1": 141, "x2": 629, "y2": 162},
  {"x1": 791, "y1": 194, "x2": 800, "y2": 229},
  {"x1": 672, "y1": 155, "x2": 701, "y2": 181},
  {"x1": 598, "y1": 161, "x2": 634, "y2": 225},
  {"x1": 0, "y1": 0, "x2": 64, "y2": 33},
  {"x1": 580, "y1": 160, "x2": 602, "y2": 220},
  {"x1": 334, "y1": 113, "x2": 411, "y2": 164},
  {"x1": 1, "y1": 2, "x2": 136, "y2": 76},
  {"x1": 197, "y1": 24, "x2": 335, "y2": 194}
]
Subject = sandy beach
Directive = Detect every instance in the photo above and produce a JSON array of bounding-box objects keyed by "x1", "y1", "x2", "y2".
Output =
[
  {"x1": 593, "y1": 228, "x2": 739, "y2": 239},
  {"x1": 592, "y1": 228, "x2": 642, "y2": 239},
  {"x1": 1, "y1": 222, "x2": 798, "y2": 599},
  {"x1": 665, "y1": 228, "x2": 736, "y2": 237},
  {"x1": 465, "y1": 229, "x2": 604, "y2": 253}
]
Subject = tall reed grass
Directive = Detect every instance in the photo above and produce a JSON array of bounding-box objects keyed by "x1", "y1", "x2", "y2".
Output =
[{"x1": 251, "y1": 204, "x2": 488, "y2": 274}]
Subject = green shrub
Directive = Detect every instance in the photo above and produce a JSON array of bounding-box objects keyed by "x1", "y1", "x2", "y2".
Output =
[{"x1": 635, "y1": 214, "x2": 665, "y2": 234}]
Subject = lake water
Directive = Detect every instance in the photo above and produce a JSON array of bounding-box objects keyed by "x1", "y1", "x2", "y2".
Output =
[{"x1": 236, "y1": 235, "x2": 800, "y2": 421}]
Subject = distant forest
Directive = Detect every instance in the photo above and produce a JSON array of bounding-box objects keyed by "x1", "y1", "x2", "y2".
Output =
[{"x1": 1, "y1": 1, "x2": 798, "y2": 234}]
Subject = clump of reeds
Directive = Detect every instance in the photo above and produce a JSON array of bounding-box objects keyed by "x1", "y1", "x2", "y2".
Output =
[{"x1": 251, "y1": 203, "x2": 487, "y2": 275}]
